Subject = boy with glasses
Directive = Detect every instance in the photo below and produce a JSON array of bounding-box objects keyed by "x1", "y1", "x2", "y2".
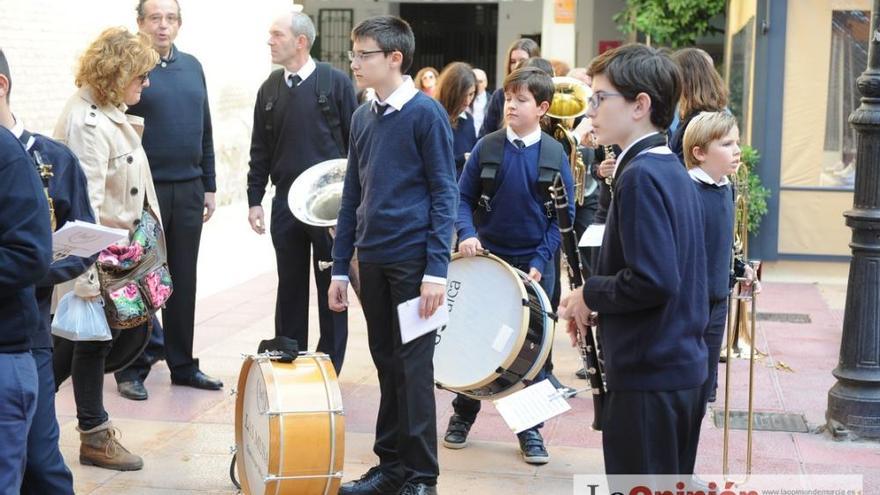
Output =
[
  {"x1": 329, "y1": 15, "x2": 458, "y2": 495},
  {"x1": 560, "y1": 44, "x2": 709, "y2": 475}
]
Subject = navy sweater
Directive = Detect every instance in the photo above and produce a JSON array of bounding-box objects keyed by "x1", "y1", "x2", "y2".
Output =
[
  {"x1": 583, "y1": 150, "x2": 709, "y2": 391},
  {"x1": 694, "y1": 180, "x2": 735, "y2": 302},
  {"x1": 26, "y1": 134, "x2": 97, "y2": 349},
  {"x1": 127, "y1": 46, "x2": 216, "y2": 191},
  {"x1": 478, "y1": 89, "x2": 505, "y2": 138},
  {"x1": 333, "y1": 92, "x2": 458, "y2": 278},
  {"x1": 247, "y1": 66, "x2": 358, "y2": 206},
  {"x1": 0, "y1": 128, "x2": 51, "y2": 353},
  {"x1": 452, "y1": 114, "x2": 477, "y2": 175},
  {"x1": 457, "y1": 135, "x2": 575, "y2": 275}
]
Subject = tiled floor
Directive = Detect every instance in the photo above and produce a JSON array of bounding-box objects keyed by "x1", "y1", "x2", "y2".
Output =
[{"x1": 54, "y1": 202, "x2": 880, "y2": 494}]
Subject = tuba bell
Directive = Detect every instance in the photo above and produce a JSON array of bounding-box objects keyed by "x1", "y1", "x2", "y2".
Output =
[
  {"x1": 547, "y1": 76, "x2": 593, "y2": 205},
  {"x1": 287, "y1": 158, "x2": 361, "y2": 296},
  {"x1": 287, "y1": 158, "x2": 348, "y2": 228}
]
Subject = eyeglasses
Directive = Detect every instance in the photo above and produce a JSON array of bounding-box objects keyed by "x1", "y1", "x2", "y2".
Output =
[
  {"x1": 146, "y1": 14, "x2": 180, "y2": 25},
  {"x1": 136, "y1": 73, "x2": 150, "y2": 84},
  {"x1": 588, "y1": 91, "x2": 624, "y2": 110},
  {"x1": 347, "y1": 50, "x2": 388, "y2": 62}
]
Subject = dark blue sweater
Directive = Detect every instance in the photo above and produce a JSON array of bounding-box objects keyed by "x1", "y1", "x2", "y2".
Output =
[
  {"x1": 247, "y1": 65, "x2": 358, "y2": 206},
  {"x1": 694, "y1": 179, "x2": 735, "y2": 302},
  {"x1": 26, "y1": 133, "x2": 97, "y2": 349},
  {"x1": 583, "y1": 150, "x2": 709, "y2": 391},
  {"x1": 478, "y1": 89, "x2": 505, "y2": 138},
  {"x1": 452, "y1": 114, "x2": 477, "y2": 174},
  {"x1": 457, "y1": 135, "x2": 575, "y2": 274},
  {"x1": 0, "y1": 128, "x2": 51, "y2": 353},
  {"x1": 127, "y1": 46, "x2": 216, "y2": 191},
  {"x1": 333, "y1": 92, "x2": 458, "y2": 278}
]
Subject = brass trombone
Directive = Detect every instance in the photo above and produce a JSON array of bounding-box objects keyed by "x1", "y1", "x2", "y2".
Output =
[{"x1": 721, "y1": 160, "x2": 762, "y2": 482}]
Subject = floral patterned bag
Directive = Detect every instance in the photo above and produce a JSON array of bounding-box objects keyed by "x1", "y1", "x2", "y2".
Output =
[{"x1": 96, "y1": 204, "x2": 173, "y2": 329}]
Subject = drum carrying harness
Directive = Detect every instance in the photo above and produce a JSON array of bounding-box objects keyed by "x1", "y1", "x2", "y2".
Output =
[{"x1": 475, "y1": 129, "x2": 564, "y2": 221}]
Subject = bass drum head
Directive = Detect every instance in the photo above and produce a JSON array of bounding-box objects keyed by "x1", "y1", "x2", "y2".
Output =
[
  {"x1": 235, "y1": 357, "x2": 272, "y2": 495},
  {"x1": 434, "y1": 254, "x2": 529, "y2": 390}
]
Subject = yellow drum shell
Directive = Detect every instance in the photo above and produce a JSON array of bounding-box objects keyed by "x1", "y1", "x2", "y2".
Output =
[{"x1": 234, "y1": 353, "x2": 344, "y2": 495}]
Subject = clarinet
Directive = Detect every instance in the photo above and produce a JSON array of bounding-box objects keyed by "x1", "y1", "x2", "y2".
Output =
[{"x1": 549, "y1": 174, "x2": 605, "y2": 431}]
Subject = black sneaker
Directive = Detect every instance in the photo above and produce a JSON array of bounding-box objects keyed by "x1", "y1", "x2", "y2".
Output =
[
  {"x1": 517, "y1": 429, "x2": 550, "y2": 465},
  {"x1": 339, "y1": 466, "x2": 402, "y2": 495},
  {"x1": 442, "y1": 414, "x2": 472, "y2": 449}
]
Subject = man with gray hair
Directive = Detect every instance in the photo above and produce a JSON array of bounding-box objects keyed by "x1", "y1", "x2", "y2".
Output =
[
  {"x1": 247, "y1": 10, "x2": 357, "y2": 373},
  {"x1": 470, "y1": 67, "x2": 490, "y2": 135},
  {"x1": 115, "y1": 0, "x2": 222, "y2": 400}
]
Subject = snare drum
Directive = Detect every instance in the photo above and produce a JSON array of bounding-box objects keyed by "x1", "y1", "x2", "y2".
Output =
[
  {"x1": 434, "y1": 253, "x2": 555, "y2": 400},
  {"x1": 234, "y1": 353, "x2": 344, "y2": 495}
]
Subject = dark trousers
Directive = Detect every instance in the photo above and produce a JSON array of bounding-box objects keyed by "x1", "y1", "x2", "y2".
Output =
[
  {"x1": 602, "y1": 386, "x2": 704, "y2": 475},
  {"x1": 359, "y1": 258, "x2": 437, "y2": 485},
  {"x1": 114, "y1": 319, "x2": 165, "y2": 384},
  {"x1": 271, "y1": 195, "x2": 347, "y2": 373},
  {"x1": 116, "y1": 178, "x2": 204, "y2": 383},
  {"x1": 0, "y1": 352, "x2": 38, "y2": 491},
  {"x1": 55, "y1": 320, "x2": 154, "y2": 429},
  {"x1": 53, "y1": 338, "x2": 112, "y2": 430},
  {"x1": 22, "y1": 348, "x2": 74, "y2": 495},
  {"x1": 452, "y1": 253, "x2": 556, "y2": 432},
  {"x1": 703, "y1": 299, "x2": 729, "y2": 403}
]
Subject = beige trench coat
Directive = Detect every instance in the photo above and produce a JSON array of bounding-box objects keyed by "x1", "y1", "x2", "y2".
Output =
[{"x1": 53, "y1": 86, "x2": 161, "y2": 298}]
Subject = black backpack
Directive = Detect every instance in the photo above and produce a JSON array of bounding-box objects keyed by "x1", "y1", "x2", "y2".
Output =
[
  {"x1": 476, "y1": 129, "x2": 564, "y2": 220},
  {"x1": 261, "y1": 62, "x2": 346, "y2": 156}
]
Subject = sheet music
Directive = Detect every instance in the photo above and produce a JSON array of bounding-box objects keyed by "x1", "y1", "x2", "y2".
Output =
[
  {"x1": 397, "y1": 296, "x2": 449, "y2": 344},
  {"x1": 578, "y1": 224, "x2": 605, "y2": 247},
  {"x1": 493, "y1": 379, "x2": 572, "y2": 433},
  {"x1": 52, "y1": 221, "x2": 127, "y2": 261}
]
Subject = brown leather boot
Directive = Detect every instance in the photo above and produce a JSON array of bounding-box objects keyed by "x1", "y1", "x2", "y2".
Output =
[{"x1": 78, "y1": 421, "x2": 144, "y2": 471}]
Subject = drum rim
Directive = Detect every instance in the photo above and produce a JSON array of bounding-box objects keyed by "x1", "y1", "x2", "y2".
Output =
[{"x1": 436, "y1": 252, "x2": 531, "y2": 391}]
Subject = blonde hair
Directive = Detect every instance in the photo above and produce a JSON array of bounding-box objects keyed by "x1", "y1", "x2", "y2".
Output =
[
  {"x1": 682, "y1": 111, "x2": 738, "y2": 169},
  {"x1": 75, "y1": 27, "x2": 159, "y2": 107}
]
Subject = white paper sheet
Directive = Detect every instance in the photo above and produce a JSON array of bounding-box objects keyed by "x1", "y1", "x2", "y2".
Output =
[
  {"x1": 397, "y1": 296, "x2": 449, "y2": 344},
  {"x1": 493, "y1": 379, "x2": 572, "y2": 433},
  {"x1": 578, "y1": 224, "x2": 606, "y2": 247},
  {"x1": 52, "y1": 221, "x2": 127, "y2": 261}
]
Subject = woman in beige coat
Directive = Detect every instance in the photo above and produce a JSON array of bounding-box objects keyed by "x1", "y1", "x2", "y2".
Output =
[{"x1": 52, "y1": 27, "x2": 159, "y2": 472}]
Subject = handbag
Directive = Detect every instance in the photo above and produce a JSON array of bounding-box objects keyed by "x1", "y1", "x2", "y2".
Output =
[{"x1": 96, "y1": 202, "x2": 173, "y2": 329}]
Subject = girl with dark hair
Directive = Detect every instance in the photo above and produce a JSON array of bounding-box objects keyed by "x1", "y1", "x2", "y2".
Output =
[
  {"x1": 480, "y1": 38, "x2": 541, "y2": 137},
  {"x1": 669, "y1": 48, "x2": 729, "y2": 164},
  {"x1": 435, "y1": 62, "x2": 477, "y2": 175}
]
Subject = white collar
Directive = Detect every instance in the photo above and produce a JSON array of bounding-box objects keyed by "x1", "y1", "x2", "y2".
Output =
[
  {"x1": 374, "y1": 76, "x2": 418, "y2": 114},
  {"x1": 283, "y1": 56, "x2": 316, "y2": 86},
  {"x1": 616, "y1": 132, "x2": 661, "y2": 167},
  {"x1": 10, "y1": 114, "x2": 24, "y2": 140},
  {"x1": 688, "y1": 167, "x2": 730, "y2": 187},
  {"x1": 459, "y1": 111, "x2": 469, "y2": 120},
  {"x1": 506, "y1": 126, "x2": 542, "y2": 148}
]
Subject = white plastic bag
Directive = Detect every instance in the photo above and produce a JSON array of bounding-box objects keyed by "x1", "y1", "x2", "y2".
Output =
[{"x1": 51, "y1": 292, "x2": 112, "y2": 341}]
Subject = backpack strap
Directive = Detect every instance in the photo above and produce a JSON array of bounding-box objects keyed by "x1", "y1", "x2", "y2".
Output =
[
  {"x1": 315, "y1": 62, "x2": 346, "y2": 156},
  {"x1": 262, "y1": 68, "x2": 286, "y2": 150},
  {"x1": 536, "y1": 132, "x2": 564, "y2": 218},
  {"x1": 476, "y1": 129, "x2": 507, "y2": 212}
]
